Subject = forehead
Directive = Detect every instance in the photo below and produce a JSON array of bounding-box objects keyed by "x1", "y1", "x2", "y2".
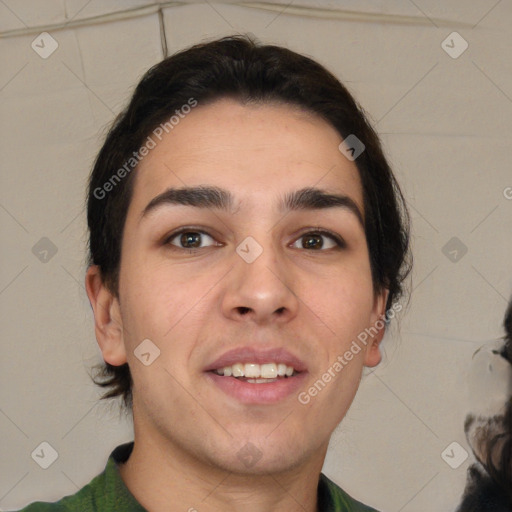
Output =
[{"x1": 129, "y1": 98, "x2": 364, "y2": 217}]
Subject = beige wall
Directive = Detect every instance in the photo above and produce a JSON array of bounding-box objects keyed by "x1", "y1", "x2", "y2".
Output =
[{"x1": 1, "y1": 1, "x2": 511, "y2": 510}]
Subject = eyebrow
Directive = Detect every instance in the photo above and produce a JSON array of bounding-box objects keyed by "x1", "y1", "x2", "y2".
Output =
[
  {"x1": 140, "y1": 185, "x2": 364, "y2": 227},
  {"x1": 282, "y1": 187, "x2": 364, "y2": 226}
]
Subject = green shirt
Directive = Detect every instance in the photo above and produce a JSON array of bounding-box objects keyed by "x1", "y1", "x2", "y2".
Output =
[{"x1": 16, "y1": 442, "x2": 379, "y2": 512}]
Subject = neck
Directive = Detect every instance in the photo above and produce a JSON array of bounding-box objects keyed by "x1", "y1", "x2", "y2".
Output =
[{"x1": 119, "y1": 425, "x2": 328, "y2": 512}]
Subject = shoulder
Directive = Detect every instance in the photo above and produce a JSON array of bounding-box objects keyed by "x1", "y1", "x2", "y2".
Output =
[
  {"x1": 319, "y1": 473, "x2": 381, "y2": 512},
  {"x1": 13, "y1": 460, "x2": 110, "y2": 512},
  {"x1": 12, "y1": 481, "x2": 98, "y2": 512},
  {"x1": 14, "y1": 502, "x2": 69, "y2": 512},
  {"x1": 13, "y1": 442, "x2": 143, "y2": 512}
]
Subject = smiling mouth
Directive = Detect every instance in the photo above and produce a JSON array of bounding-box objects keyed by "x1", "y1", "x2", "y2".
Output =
[{"x1": 209, "y1": 362, "x2": 300, "y2": 383}]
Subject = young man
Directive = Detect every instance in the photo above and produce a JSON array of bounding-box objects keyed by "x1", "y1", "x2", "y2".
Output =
[{"x1": 19, "y1": 35, "x2": 411, "y2": 511}]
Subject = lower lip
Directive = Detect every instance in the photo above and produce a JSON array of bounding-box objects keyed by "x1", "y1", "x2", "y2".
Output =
[{"x1": 205, "y1": 372, "x2": 308, "y2": 404}]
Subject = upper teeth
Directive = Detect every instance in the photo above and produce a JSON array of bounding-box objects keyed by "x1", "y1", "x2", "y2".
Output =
[{"x1": 214, "y1": 363, "x2": 295, "y2": 378}]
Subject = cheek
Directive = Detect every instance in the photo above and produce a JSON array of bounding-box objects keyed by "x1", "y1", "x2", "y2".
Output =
[
  {"x1": 305, "y1": 264, "x2": 376, "y2": 335},
  {"x1": 119, "y1": 255, "x2": 215, "y2": 354}
]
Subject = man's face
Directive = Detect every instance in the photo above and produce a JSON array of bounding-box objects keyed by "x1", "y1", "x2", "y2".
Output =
[{"x1": 105, "y1": 98, "x2": 386, "y2": 474}]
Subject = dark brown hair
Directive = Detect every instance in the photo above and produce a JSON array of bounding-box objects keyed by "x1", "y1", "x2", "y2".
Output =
[{"x1": 87, "y1": 34, "x2": 412, "y2": 412}]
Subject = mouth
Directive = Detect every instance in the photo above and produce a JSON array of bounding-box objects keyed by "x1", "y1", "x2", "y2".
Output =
[
  {"x1": 210, "y1": 362, "x2": 299, "y2": 383},
  {"x1": 204, "y1": 348, "x2": 308, "y2": 404}
]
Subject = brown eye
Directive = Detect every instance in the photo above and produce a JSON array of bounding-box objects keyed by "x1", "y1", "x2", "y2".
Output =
[
  {"x1": 167, "y1": 230, "x2": 216, "y2": 249},
  {"x1": 301, "y1": 234, "x2": 324, "y2": 249},
  {"x1": 291, "y1": 230, "x2": 344, "y2": 251}
]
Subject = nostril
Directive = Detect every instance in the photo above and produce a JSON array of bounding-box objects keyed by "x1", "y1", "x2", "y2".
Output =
[{"x1": 238, "y1": 306, "x2": 250, "y2": 315}]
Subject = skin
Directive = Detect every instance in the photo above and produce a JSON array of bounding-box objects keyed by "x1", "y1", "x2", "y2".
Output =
[{"x1": 85, "y1": 98, "x2": 388, "y2": 512}]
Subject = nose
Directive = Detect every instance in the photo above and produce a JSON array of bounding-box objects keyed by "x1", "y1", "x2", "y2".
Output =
[{"x1": 220, "y1": 238, "x2": 299, "y2": 325}]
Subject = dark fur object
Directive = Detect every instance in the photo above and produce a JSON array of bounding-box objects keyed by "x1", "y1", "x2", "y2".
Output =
[{"x1": 457, "y1": 301, "x2": 512, "y2": 511}]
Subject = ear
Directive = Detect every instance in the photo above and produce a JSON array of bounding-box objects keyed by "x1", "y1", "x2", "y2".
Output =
[
  {"x1": 85, "y1": 265, "x2": 127, "y2": 366},
  {"x1": 364, "y1": 288, "x2": 389, "y2": 368}
]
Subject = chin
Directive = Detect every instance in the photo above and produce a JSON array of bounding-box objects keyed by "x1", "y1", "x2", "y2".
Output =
[
  {"x1": 199, "y1": 432, "x2": 323, "y2": 477},
  {"x1": 221, "y1": 448, "x2": 312, "y2": 476}
]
